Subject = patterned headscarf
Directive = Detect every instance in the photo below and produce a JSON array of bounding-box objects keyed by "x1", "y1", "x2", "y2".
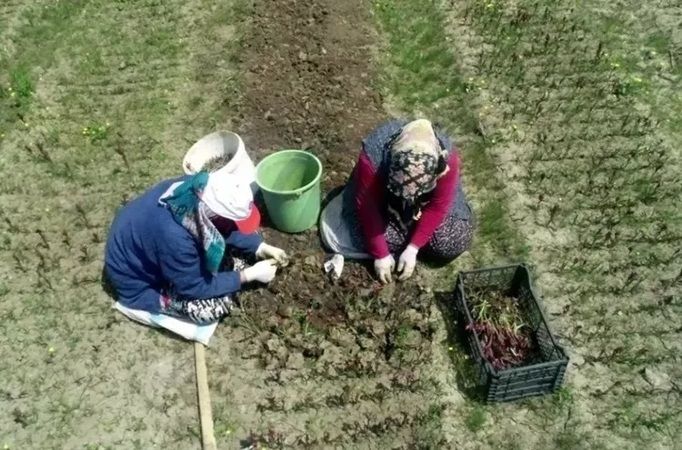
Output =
[
  {"x1": 387, "y1": 119, "x2": 441, "y2": 202},
  {"x1": 387, "y1": 151, "x2": 439, "y2": 201},
  {"x1": 384, "y1": 119, "x2": 448, "y2": 228}
]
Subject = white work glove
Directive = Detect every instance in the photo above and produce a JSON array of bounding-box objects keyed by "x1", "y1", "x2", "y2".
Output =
[
  {"x1": 241, "y1": 259, "x2": 278, "y2": 284},
  {"x1": 255, "y1": 243, "x2": 289, "y2": 267},
  {"x1": 374, "y1": 255, "x2": 395, "y2": 284},
  {"x1": 397, "y1": 244, "x2": 419, "y2": 281}
]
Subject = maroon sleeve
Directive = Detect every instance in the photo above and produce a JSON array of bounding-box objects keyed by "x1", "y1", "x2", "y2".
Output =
[
  {"x1": 355, "y1": 151, "x2": 390, "y2": 258},
  {"x1": 410, "y1": 150, "x2": 460, "y2": 249}
]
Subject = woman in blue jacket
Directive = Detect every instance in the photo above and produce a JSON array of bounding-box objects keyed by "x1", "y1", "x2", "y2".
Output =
[{"x1": 104, "y1": 168, "x2": 288, "y2": 324}]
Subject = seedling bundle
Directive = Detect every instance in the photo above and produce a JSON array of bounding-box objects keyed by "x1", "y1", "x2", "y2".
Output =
[{"x1": 454, "y1": 264, "x2": 568, "y2": 402}]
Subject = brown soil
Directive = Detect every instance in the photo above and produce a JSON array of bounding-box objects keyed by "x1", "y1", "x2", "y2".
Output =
[
  {"x1": 238, "y1": 0, "x2": 385, "y2": 192},
  {"x1": 235, "y1": 0, "x2": 389, "y2": 332},
  {"x1": 207, "y1": 1, "x2": 447, "y2": 447}
]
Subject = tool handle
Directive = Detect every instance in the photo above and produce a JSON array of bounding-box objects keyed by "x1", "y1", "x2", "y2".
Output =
[{"x1": 195, "y1": 342, "x2": 217, "y2": 450}]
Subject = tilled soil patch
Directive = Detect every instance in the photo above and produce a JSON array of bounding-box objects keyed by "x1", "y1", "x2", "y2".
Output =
[
  {"x1": 208, "y1": 0, "x2": 447, "y2": 447},
  {"x1": 225, "y1": 275, "x2": 443, "y2": 448},
  {"x1": 238, "y1": 0, "x2": 385, "y2": 190}
]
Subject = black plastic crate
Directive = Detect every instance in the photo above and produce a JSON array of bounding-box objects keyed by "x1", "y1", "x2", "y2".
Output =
[{"x1": 453, "y1": 264, "x2": 568, "y2": 403}]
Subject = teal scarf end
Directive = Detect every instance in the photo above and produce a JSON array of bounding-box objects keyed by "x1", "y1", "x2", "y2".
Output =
[{"x1": 162, "y1": 172, "x2": 226, "y2": 275}]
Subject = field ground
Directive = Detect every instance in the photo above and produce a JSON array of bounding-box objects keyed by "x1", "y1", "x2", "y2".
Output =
[{"x1": 0, "y1": 0, "x2": 679, "y2": 449}]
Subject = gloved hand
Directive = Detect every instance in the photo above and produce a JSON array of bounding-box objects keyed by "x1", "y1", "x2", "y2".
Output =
[
  {"x1": 397, "y1": 244, "x2": 419, "y2": 281},
  {"x1": 241, "y1": 259, "x2": 278, "y2": 284},
  {"x1": 374, "y1": 255, "x2": 395, "y2": 284},
  {"x1": 255, "y1": 243, "x2": 289, "y2": 267}
]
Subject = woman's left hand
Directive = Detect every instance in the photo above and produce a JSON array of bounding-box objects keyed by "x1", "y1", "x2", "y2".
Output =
[
  {"x1": 256, "y1": 243, "x2": 290, "y2": 267},
  {"x1": 397, "y1": 244, "x2": 419, "y2": 280}
]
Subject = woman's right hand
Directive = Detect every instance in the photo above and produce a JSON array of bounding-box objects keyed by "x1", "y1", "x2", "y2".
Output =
[
  {"x1": 241, "y1": 259, "x2": 278, "y2": 284},
  {"x1": 374, "y1": 255, "x2": 395, "y2": 284}
]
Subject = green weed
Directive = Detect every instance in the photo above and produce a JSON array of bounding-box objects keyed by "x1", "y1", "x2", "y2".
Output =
[
  {"x1": 465, "y1": 405, "x2": 487, "y2": 432},
  {"x1": 414, "y1": 403, "x2": 446, "y2": 448},
  {"x1": 82, "y1": 123, "x2": 110, "y2": 144},
  {"x1": 295, "y1": 311, "x2": 320, "y2": 336},
  {"x1": 10, "y1": 67, "x2": 34, "y2": 101},
  {"x1": 552, "y1": 386, "x2": 574, "y2": 412},
  {"x1": 554, "y1": 429, "x2": 585, "y2": 450},
  {"x1": 214, "y1": 420, "x2": 236, "y2": 439},
  {"x1": 645, "y1": 31, "x2": 672, "y2": 56},
  {"x1": 84, "y1": 444, "x2": 108, "y2": 450},
  {"x1": 609, "y1": 397, "x2": 678, "y2": 437},
  {"x1": 394, "y1": 324, "x2": 411, "y2": 348}
]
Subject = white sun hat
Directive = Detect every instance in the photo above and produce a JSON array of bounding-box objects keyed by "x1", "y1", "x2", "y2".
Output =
[
  {"x1": 183, "y1": 131, "x2": 257, "y2": 192},
  {"x1": 202, "y1": 165, "x2": 261, "y2": 233}
]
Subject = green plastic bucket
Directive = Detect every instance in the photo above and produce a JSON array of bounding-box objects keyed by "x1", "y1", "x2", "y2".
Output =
[{"x1": 255, "y1": 150, "x2": 323, "y2": 233}]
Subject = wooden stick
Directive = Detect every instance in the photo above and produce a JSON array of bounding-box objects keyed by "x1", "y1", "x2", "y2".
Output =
[{"x1": 194, "y1": 342, "x2": 217, "y2": 450}]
